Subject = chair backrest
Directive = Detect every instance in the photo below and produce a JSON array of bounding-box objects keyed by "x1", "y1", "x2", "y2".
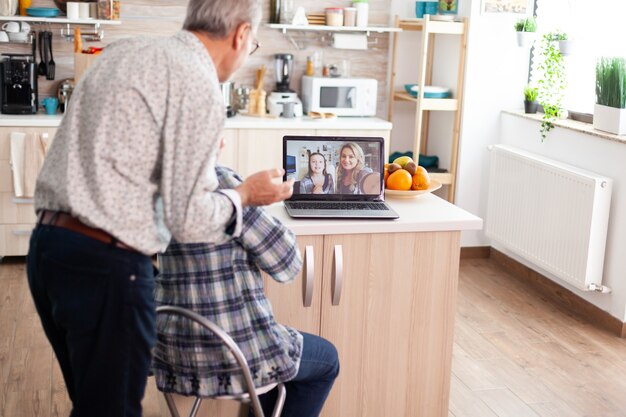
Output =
[{"x1": 154, "y1": 305, "x2": 266, "y2": 417}]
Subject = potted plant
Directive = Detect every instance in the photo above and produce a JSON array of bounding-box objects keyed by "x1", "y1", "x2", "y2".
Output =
[
  {"x1": 514, "y1": 16, "x2": 537, "y2": 47},
  {"x1": 537, "y1": 32, "x2": 567, "y2": 141},
  {"x1": 523, "y1": 84, "x2": 538, "y2": 114},
  {"x1": 594, "y1": 57, "x2": 626, "y2": 135},
  {"x1": 545, "y1": 30, "x2": 576, "y2": 56}
]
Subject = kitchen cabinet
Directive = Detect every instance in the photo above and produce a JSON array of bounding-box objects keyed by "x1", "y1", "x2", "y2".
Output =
[
  {"x1": 266, "y1": 230, "x2": 461, "y2": 417},
  {"x1": 0, "y1": 126, "x2": 56, "y2": 259},
  {"x1": 387, "y1": 16, "x2": 468, "y2": 203}
]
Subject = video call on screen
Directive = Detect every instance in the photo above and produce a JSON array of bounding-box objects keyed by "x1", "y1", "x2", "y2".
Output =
[{"x1": 285, "y1": 140, "x2": 383, "y2": 195}]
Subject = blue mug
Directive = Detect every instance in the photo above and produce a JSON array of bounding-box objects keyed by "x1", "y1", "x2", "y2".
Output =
[
  {"x1": 42, "y1": 97, "x2": 58, "y2": 115},
  {"x1": 415, "y1": 1, "x2": 426, "y2": 18},
  {"x1": 425, "y1": 1, "x2": 438, "y2": 15}
]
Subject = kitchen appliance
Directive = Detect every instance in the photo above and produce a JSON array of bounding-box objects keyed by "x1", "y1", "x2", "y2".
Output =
[
  {"x1": 0, "y1": 54, "x2": 38, "y2": 114},
  {"x1": 268, "y1": 53, "x2": 303, "y2": 117},
  {"x1": 57, "y1": 78, "x2": 74, "y2": 113},
  {"x1": 301, "y1": 75, "x2": 377, "y2": 117},
  {"x1": 219, "y1": 81, "x2": 236, "y2": 118}
]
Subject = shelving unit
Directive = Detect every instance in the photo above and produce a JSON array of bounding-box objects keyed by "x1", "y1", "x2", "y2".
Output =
[
  {"x1": 268, "y1": 23, "x2": 400, "y2": 36},
  {"x1": 387, "y1": 15, "x2": 468, "y2": 203},
  {"x1": 0, "y1": 16, "x2": 121, "y2": 26}
]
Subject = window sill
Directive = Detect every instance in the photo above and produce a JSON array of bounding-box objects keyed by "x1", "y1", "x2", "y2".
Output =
[{"x1": 502, "y1": 109, "x2": 626, "y2": 145}]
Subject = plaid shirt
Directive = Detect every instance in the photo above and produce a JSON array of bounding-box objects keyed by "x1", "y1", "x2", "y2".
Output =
[{"x1": 153, "y1": 167, "x2": 303, "y2": 397}]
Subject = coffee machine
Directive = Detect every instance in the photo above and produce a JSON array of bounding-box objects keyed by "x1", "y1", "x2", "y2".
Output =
[
  {"x1": 0, "y1": 54, "x2": 38, "y2": 115},
  {"x1": 267, "y1": 53, "x2": 303, "y2": 118}
]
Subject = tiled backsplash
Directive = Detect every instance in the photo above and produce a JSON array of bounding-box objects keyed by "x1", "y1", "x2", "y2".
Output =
[{"x1": 1, "y1": 0, "x2": 391, "y2": 116}]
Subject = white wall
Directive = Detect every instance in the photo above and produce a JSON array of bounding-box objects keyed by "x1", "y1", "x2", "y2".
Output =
[
  {"x1": 499, "y1": 114, "x2": 626, "y2": 321},
  {"x1": 388, "y1": 0, "x2": 529, "y2": 247}
]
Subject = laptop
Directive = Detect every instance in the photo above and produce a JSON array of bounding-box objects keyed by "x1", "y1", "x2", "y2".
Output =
[{"x1": 283, "y1": 136, "x2": 399, "y2": 219}]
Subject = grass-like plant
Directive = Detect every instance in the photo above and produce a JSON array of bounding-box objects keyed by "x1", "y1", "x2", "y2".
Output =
[
  {"x1": 523, "y1": 85, "x2": 538, "y2": 102},
  {"x1": 514, "y1": 16, "x2": 537, "y2": 32},
  {"x1": 596, "y1": 57, "x2": 626, "y2": 109}
]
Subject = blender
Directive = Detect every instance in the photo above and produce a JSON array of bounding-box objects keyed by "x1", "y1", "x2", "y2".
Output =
[{"x1": 267, "y1": 53, "x2": 303, "y2": 117}]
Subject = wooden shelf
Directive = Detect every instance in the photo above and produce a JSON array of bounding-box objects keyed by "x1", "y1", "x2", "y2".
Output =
[
  {"x1": 398, "y1": 18, "x2": 465, "y2": 35},
  {"x1": 393, "y1": 92, "x2": 458, "y2": 111},
  {"x1": 268, "y1": 23, "x2": 401, "y2": 35},
  {"x1": 0, "y1": 16, "x2": 121, "y2": 25},
  {"x1": 429, "y1": 172, "x2": 453, "y2": 185}
]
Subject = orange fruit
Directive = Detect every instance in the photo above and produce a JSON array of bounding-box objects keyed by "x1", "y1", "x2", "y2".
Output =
[
  {"x1": 411, "y1": 166, "x2": 431, "y2": 190},
  {"x1": 386, "y1": 169, "x2": 412, "y2": 190},
  {"x1": 384, "y1": 164, "x2": 390, "y2": 183}
]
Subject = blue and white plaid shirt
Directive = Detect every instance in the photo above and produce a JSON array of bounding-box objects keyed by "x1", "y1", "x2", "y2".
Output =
[{"x1": 153, "y1": 166, "x2": 303, "y2": 397}]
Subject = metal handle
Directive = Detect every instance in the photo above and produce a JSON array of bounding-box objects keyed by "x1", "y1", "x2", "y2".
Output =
[
  {"x1": 12, "y1": 197, "x2": 34, "y2": 204},
  {"x1": 331, "y1": 245, "x2": 343, "y2": 306},
  {"x1": 303, "y1": 245, "x2": 314, "y2": 307},
  {"x1": 12, "y1": 230, "x2": 32, "y2": 236}
]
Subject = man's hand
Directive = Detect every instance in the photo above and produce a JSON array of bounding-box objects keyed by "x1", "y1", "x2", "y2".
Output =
[{"x1": 235, "y1": 168, "x2": 294, "y2": 206}]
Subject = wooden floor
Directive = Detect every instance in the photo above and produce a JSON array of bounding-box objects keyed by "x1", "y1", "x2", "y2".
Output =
[{"x1": 3, "y1": 257, "x2": 626, "y2": 417}]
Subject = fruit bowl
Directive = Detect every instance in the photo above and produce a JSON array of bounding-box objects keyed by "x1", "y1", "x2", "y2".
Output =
[{"x1": 385, "y1": 180, "x2": 442, "y2": 199}]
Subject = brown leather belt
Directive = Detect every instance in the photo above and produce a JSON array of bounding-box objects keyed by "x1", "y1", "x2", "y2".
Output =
[{"x1": 38, "y1": 211, "x2": 137, "y2": 252}]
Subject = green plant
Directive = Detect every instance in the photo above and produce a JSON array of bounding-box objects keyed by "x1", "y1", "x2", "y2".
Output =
[
  {"x1": 537, "y1": 32, "x2": 567, "y2": 141},
  {"x1": 514, "y1": 16, "x2": 537, "y2": 32},
  {"x1": 523, "y1": 85, "x2": 538, "y2": 102},
  {"x1": 546, "y1": 30, "x2": 567, "y2": 41},
  {"x1": 596, "y1": 57, "x2": 626, "y2": 109}
]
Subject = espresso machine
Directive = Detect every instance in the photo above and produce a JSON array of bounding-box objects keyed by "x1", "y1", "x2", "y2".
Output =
[
  {"x1": 267, "y1": 53, "x2": 303, "y2": 118},
  {"x1": 0, "y1": 54, "x2": 38, "y2": 115}
]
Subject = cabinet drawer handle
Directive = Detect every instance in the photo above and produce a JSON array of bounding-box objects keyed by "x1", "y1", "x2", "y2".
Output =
[
  {"x1": 303, "y1": 245, "x2": 314, "y2": 307},
  {"x1": 332, "y1": 245, "x2": 343, "y2": 306},
  {"x1": 12, "y1": 197, "x2": 34, "y2": 204},
  {"x1": 12, "y1": 230, "x2": 32, "y2": 236}
]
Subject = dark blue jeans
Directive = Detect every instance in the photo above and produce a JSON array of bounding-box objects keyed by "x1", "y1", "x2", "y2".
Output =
[
  {"x1": 27, "y1": 224, "x2": 156, "y2": 417},
  {"x1": 258, "y1": 332, "x2": 340, "y2": 417}
]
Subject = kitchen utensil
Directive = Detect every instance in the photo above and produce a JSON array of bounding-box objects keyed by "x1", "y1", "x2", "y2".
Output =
[
  {"x1": 0, "y1": 31, "x2": 8, "y2": 42},
  {"x1": 219, "y1": 82, "x2": 236, "y2": 118},
  {"x1": 38, "y1": 31, "x2": 46, "y2": 76},
  {"x1": 404, "y1": 84, "x2": 451, "y2": 98},
  {"x1": 57, "y1": 78, "x2": 74, "y2": 113},
  {"x1": 42, "y1": 97, "x2": 58, "y2": 115},
  {"x1": 274, "y1": 53, "x2": 293, "y2": 92},
  {"x1": 2, "y1": 21, "x2": 19, "y2": 33},
  {"x1": 74, "y1": 27, "x2": 82, "y2": 52},
  {"x1": 47, "y1": 31, "x2": 55, "y2": 80},
  {"x1": 42, "y1": 31, "x2": 49, "y2": 80},
  {"x1": 66, "y1": 1, "x2": 79, "y2": 18},
  {"x1": 233, "y1": 85, "x2": 250, "y2": 114},
  {"x1": 25, "y1": 7, "x2": 60, "y2": 17}
]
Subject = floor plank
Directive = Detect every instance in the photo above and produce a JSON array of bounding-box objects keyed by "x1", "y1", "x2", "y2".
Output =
[{"x1": 3, "y1": 257, "x2": 626, "y2": 416}]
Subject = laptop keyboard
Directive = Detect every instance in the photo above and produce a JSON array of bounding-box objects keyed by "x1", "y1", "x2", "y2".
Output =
[{"x1": 288, "y1": 202, "x2": 390, "y2": 211}]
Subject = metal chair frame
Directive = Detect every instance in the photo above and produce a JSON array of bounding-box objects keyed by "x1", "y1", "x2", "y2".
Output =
[{"x1": 155, "y1": 306, "x2": 286, "y2": 417}]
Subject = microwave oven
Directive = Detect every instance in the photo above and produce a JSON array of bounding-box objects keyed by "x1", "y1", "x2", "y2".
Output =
[{"x1": 301, "y1": 76, "x2": 377, "y2": 117}]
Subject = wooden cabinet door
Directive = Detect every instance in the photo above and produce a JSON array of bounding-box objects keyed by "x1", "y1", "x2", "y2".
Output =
[
  {"x1": 236, "y1": 129, "x2": 314, "y2": 179},
  {"x1": 264, "y1": 235, "x2": 323, "y2": 336},
  {"x1": 319, "y1": 231, "x2": 461, "y2": 417},
  {"x1": 217, "y1": 129, "x2": 238, "y2": 171}
]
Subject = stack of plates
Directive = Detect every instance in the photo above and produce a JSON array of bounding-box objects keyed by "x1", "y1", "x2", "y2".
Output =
[
  {"x1": 8, "y1": 32, "x2": 30, "y2": 42},
  {"x1": 307, "y1": 12, "x2": 326, "y2": 25},
  {"x1": 404, "y1": 85, "x2": 452, "y2": 99},
  {"x1": 26, "y1": 7, "x2": 60, "y2": 17}
]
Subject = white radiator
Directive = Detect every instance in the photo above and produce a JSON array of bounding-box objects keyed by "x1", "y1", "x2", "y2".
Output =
[{"x1": 486, "y1": 145, "x2": 613, "y2": 292}]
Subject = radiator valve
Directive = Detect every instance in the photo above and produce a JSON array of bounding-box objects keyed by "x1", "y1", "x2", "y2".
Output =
[{"x1": 587, "y1": 283, "x2": 612, "y2": 293}]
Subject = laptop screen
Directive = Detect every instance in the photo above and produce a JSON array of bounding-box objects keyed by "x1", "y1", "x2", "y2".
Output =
[{"x1": 283, "y1": 136, "x2": 385, "y2": 201}]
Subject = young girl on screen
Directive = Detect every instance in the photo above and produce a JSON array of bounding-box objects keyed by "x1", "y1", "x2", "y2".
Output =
[{"x1": 299, "y1": 152, "x2": 335, "y2": 194}]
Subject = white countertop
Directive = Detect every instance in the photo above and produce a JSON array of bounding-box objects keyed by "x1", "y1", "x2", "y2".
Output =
[
  {"x1": 224, "y1": 115, "x2": 392, "y2": 130},
  {"x1": 266, "y1": 194, "x2": 482, "y2": 236},
  {"x1": 0, "y1": 113, "x2": 63, "y2": 127},
  {"x1": 0, "y1": 113, "x2": 392, "y2": 130}
]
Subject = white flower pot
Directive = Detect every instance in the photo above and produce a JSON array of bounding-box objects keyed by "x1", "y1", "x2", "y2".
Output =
[
  {"x1": 516, "y1": 32, "x2": 536, "y2": 47},
  {"x1": 558, "y1": 40, "x2": 577, "y2": 56},
  {"x1": 593, "y1": 104, "x2": 626, "y2": 135}
]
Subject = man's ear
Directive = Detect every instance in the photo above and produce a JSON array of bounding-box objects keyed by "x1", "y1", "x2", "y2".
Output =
[{"x1": 232, "y1": 22, "x2": 250, "y2": 51}]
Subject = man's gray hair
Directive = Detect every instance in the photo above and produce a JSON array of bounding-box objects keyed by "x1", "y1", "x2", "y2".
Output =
[{"x1": 183, "y1": 0, "x2": 262, "y2": 38}]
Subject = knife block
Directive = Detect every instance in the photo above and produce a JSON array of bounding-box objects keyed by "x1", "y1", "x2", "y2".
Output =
[{"x1": 74, "y1": 53, "x2": 98, "y2": 83}]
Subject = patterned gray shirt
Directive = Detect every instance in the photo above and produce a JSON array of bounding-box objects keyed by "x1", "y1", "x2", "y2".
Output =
[{"x1": 35, "y1": 31, "x2": 241, "y2": 254}]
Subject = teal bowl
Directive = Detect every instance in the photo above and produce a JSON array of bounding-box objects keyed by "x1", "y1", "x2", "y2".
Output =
[{"x1": 404, "y1": 84, "x2": 452, "y2": 98}]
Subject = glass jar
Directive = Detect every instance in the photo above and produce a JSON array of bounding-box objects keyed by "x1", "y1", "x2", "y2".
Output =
[
  {"x1": 98, "y1": 0, "x2": 120, "y2": 20},
  {"x1": 306, "y1": 56, "x2": 314, "y2": 76},
  {"x1": 325, "y1": 8, "x2": 343, "y2": 27}
]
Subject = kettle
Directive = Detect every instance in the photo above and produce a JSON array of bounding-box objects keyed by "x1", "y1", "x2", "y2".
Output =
[{"x1": 57, "y1": 78, "x2": 74, "y2": 114}]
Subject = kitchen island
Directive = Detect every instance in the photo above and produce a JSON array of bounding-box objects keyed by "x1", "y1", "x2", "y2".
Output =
[
  {"x1": 263, "y1": 195, "x2": 481, "y2": 417},
  {"x1": 167, "y1": 194, "x2": 481, "y2": 417}
]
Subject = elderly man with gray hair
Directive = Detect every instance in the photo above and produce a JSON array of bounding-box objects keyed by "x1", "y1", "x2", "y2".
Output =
[{"x1": 27, "y1": 1, "x2": 296, "y2": 416}]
